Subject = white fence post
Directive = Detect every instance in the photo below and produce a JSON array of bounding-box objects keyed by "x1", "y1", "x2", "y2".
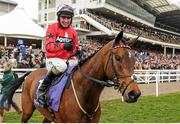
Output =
[
  {"x1": 145, "y1": 70, "x2": 149, "y2": 84},
  {"x1": 121, "y1": 96, "x2": 124, "y2": 102},
  {"x1": 168, "y1": 71, "x2": 171, "y2": 83},
  {"x1": 155, "y1": 71, "x2": 160, "y2": 97},
  {"x1": 176, "y1": 71, "x2": 179, "y2": 82}
]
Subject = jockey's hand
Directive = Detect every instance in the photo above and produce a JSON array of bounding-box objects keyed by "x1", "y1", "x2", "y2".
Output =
[
  {"x1": 67, "y1": 49, "x2": 83, "y2": 60},
  {"x1": 64, "y1": 42, "x2": 74, "y2": 51}
]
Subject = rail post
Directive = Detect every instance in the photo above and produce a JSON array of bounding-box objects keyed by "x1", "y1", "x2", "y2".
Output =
[{"x1": 155, "y1": 71, "x2": 160, "y2": 97}]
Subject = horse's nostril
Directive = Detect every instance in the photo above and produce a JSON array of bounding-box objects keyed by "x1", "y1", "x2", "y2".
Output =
[{"x1": 128, "y1": 91, "x2": 141, "y2": 100}]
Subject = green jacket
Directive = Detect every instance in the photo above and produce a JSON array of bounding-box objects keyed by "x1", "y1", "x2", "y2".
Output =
[{"x1": 0, "y1": 69, "x2": 15, "y2": 94}]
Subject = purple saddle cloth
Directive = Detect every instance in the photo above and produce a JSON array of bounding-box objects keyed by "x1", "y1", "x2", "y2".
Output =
[{"x1": 35, "y1": 66, "x2": 75, "y2": 112}]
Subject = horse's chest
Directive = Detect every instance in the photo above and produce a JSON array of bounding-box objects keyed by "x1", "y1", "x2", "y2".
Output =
[{"x1": 54, "y1": 110, "x2": 100, "y2": 123}]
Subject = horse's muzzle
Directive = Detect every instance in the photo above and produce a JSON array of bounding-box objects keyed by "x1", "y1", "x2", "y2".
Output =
[{"x1": 126, "y1": 90, "x2": 141, "y2": 103}]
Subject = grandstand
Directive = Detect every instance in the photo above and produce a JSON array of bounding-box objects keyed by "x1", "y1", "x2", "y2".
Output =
[
  {"x1": 37, "y1": 0, "x2": 180, "y2": 54},
  {"x1": 72, "y1": 0, "x2": 180, "y2": 46},
  {"x1": 132, "y1": 0, "x2": 180, "y2": 33},
  {"x1": 67, "y1": 0, "x2": 180, "y2": 64},
  {"x1": 0, "y1": 0, "x2": 179, "y2": 70}
]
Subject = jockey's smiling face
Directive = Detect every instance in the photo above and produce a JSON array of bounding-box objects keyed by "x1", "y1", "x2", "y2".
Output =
[{"x1": 59, "y1": 16, "x2": 72, "y2": 28}]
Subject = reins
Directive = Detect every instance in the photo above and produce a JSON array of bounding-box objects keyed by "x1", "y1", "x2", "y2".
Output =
[
  {"x1": 78, "y1": 65, "x2": 119, "y2": 87},
  {"x1": 71, "y1": 79, "x2": 100, "y2": 119},
  {"x1": 77, "y1": 43, "x2": 134, "y2": 95},
  {"x1": 68, "y1": 41, "x2": 135, "y2": 119}
]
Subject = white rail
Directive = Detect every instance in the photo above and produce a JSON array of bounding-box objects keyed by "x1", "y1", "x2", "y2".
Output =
[
  {"x1": 134, "y1": 69, "x2": 180, "y2": 96},
  {"x1": 134, "y1": 69, "x2": 180, "y2": 84},
  {"x1": 0, "y1": 69, "x2": 180, "y2": 96}
]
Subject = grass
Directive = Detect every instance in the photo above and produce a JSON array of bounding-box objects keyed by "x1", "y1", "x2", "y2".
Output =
[
  {"x1": 100, "y1": 92, "x2": 180, "y2": 123},
  {"x1": 4, "y1": 110, "x2": 43, "y2": 123},
  {"x1": 3, "y1": 92, "x2": 180, "y2": 123}
]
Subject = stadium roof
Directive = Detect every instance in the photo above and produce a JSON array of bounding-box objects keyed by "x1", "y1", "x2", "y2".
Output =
[
  {"x1": 132, "y1": 0, "x2": 180, "y2": 32},
  {"x1": 145, "y1": 0, "x2": 178, "y2": 13}
]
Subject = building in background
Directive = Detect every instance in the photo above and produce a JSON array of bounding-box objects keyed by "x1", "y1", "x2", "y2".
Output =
[
  {"x1": 38, "y1": 0, "x2": 157, "y2": 39},
  {"x1": 0, "y1": 0, "x2": 17, "y2": 16},
  {"x1": 0, "y1": 1, "x2": 45, "y2": 49},
  {"x1": 38, "y1": 0, "x2": 180, "y2": 55}
]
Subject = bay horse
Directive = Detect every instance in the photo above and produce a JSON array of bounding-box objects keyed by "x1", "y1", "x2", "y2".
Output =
[{"x1": 11, "y1": 31, "x2": 141, "y2": 123}]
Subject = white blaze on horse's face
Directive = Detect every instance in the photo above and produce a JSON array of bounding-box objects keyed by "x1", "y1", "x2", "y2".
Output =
[{"x1": 128, "y1": 50, "x2": 132, "y2": 58}]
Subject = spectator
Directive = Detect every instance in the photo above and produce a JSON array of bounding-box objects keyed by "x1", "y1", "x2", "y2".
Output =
[
  {"x1": 8, "y1": 54, "x2": 17, "y2": 68},
  {"x1": 17, "y1": 60, "x2": 29, "y2": 68},
  {"x1": 17, "y1": 39, "x2": 26, "y2": 57},
  {"x1": 0, "y1": 62, "x2": 21, "y2": 122}
]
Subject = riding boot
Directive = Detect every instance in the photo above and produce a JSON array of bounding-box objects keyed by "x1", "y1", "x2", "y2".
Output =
[{"x1": 36, "y1": 70, "x2": 58, "y2": 106}]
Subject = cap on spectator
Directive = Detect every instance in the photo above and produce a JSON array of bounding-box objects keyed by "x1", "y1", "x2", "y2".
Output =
[{"x1": 18, "y1": 39, "x2": 24, "y2": 45}]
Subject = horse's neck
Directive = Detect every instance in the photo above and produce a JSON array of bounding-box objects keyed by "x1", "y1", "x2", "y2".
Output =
[{"x1": 73, "y1": 50, "x2": 106, "y2": 110}]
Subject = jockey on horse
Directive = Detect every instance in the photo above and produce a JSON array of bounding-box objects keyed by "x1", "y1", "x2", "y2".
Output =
[{"x1": 36, "y1": 4, "x2": 81, "y2": 106}]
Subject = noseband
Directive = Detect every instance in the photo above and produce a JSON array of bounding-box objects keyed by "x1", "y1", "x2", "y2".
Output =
[{"x1": 78, "y1": 43, "x2": 135, "y2": 96}]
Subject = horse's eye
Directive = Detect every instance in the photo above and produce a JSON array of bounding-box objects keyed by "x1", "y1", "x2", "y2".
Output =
[{"x1": 115, "y1": 55, "x2": 121, "y2": 61}]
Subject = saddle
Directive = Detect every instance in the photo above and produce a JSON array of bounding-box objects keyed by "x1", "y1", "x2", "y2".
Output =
[{"x1": 35, "y1": 66, "x2": 77, "y2": 111}]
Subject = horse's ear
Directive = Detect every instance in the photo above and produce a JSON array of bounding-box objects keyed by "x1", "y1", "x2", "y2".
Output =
[
  {"x1": 127, "y1": 34, "x2": 141, "y2": 46},
  {"x1": 114, "y1": 31, "x2": 123, "y2": 45}
]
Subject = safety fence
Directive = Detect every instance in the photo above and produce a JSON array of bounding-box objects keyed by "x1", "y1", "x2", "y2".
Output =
[
  {"x1": 0, "y1": 69, "x2": 180, "y2": 96},
  {"x1": 134, "y1": 69, "x2": 180, "y2": 84}
]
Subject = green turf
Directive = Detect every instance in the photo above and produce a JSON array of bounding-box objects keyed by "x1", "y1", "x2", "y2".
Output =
[{"x1": 3, "y1": 92, "x2": 180, "y2": 123}]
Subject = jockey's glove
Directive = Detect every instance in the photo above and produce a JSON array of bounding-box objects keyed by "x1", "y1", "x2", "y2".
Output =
[{"x1": 64, "y1": 42, "x2": 74, "y2": 51}]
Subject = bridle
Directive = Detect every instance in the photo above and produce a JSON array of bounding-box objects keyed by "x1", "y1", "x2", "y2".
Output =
[
  {"x1": 78, "y1": 43, "x2": 135, "y2": 95},
  {"x1": 107, "y1": 44, "x2": 135, "y2": 96},
  {"x1": 72, "y1": 42, "x2": 136, "y2": 119}
]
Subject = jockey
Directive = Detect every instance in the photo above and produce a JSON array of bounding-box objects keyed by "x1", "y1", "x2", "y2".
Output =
[{"x1": 36, "y1": 4, "x2": 80, "y2": 106}]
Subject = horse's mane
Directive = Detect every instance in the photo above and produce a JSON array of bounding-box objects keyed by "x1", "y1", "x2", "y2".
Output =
[
  {"x1": 78, "y1": 37, "x2": 129, "y2": 67},
  {"x1": 79, "y1": 50, "x2": 100, "y2": 66}
]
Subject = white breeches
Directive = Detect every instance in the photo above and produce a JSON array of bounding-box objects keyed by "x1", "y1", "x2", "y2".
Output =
[{"x1": 46, "y1": 58, "x2": 78, "y2": 74}]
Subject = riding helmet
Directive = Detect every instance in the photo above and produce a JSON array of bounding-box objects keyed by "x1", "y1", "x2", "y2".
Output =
[{"x1": 57, "y1": 4, "x2": 74, "y2": 18}]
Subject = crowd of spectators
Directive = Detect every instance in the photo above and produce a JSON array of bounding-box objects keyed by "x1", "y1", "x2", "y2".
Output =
[
  {"x1": 134, "y1": 50, "x2": 180, "y2": 70},
  {"x1": 0, "y1": 43, "x2": 45, "y2": 69},
  {"x1": 0, "y1": 40, "x2": 180, "y2": 70},
  {"x1": 86, "y1": 11, "x2": 180, "y2": 45},
  {"x1": 80, "y1": 39, "x2": 180, "y2": 70},
  {"x1": 0, "y1": 38, "x2": 179, "y2": 70},
  {"x1": 79, "y1": 40, "x2": 105, "y2": 58}
]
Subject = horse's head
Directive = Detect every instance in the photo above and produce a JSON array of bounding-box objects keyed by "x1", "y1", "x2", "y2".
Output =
[{"x1": 104, "y1": 31, "x2": 141, "y2": 103}]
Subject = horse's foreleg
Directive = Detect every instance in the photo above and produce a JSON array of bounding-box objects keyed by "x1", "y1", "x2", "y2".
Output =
[
  {"x1": 21, "y1": 111, "x2": 34, "y2": 123},
  {"x1": 21, "y1": 103, "x2": 35, "y2": 122},
  {"x1": 21, "y1": 90, "x2": 35, "y2": 122},
  {"x1": 0, "y1": 108, "x2": 4, "y2": 123}
]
